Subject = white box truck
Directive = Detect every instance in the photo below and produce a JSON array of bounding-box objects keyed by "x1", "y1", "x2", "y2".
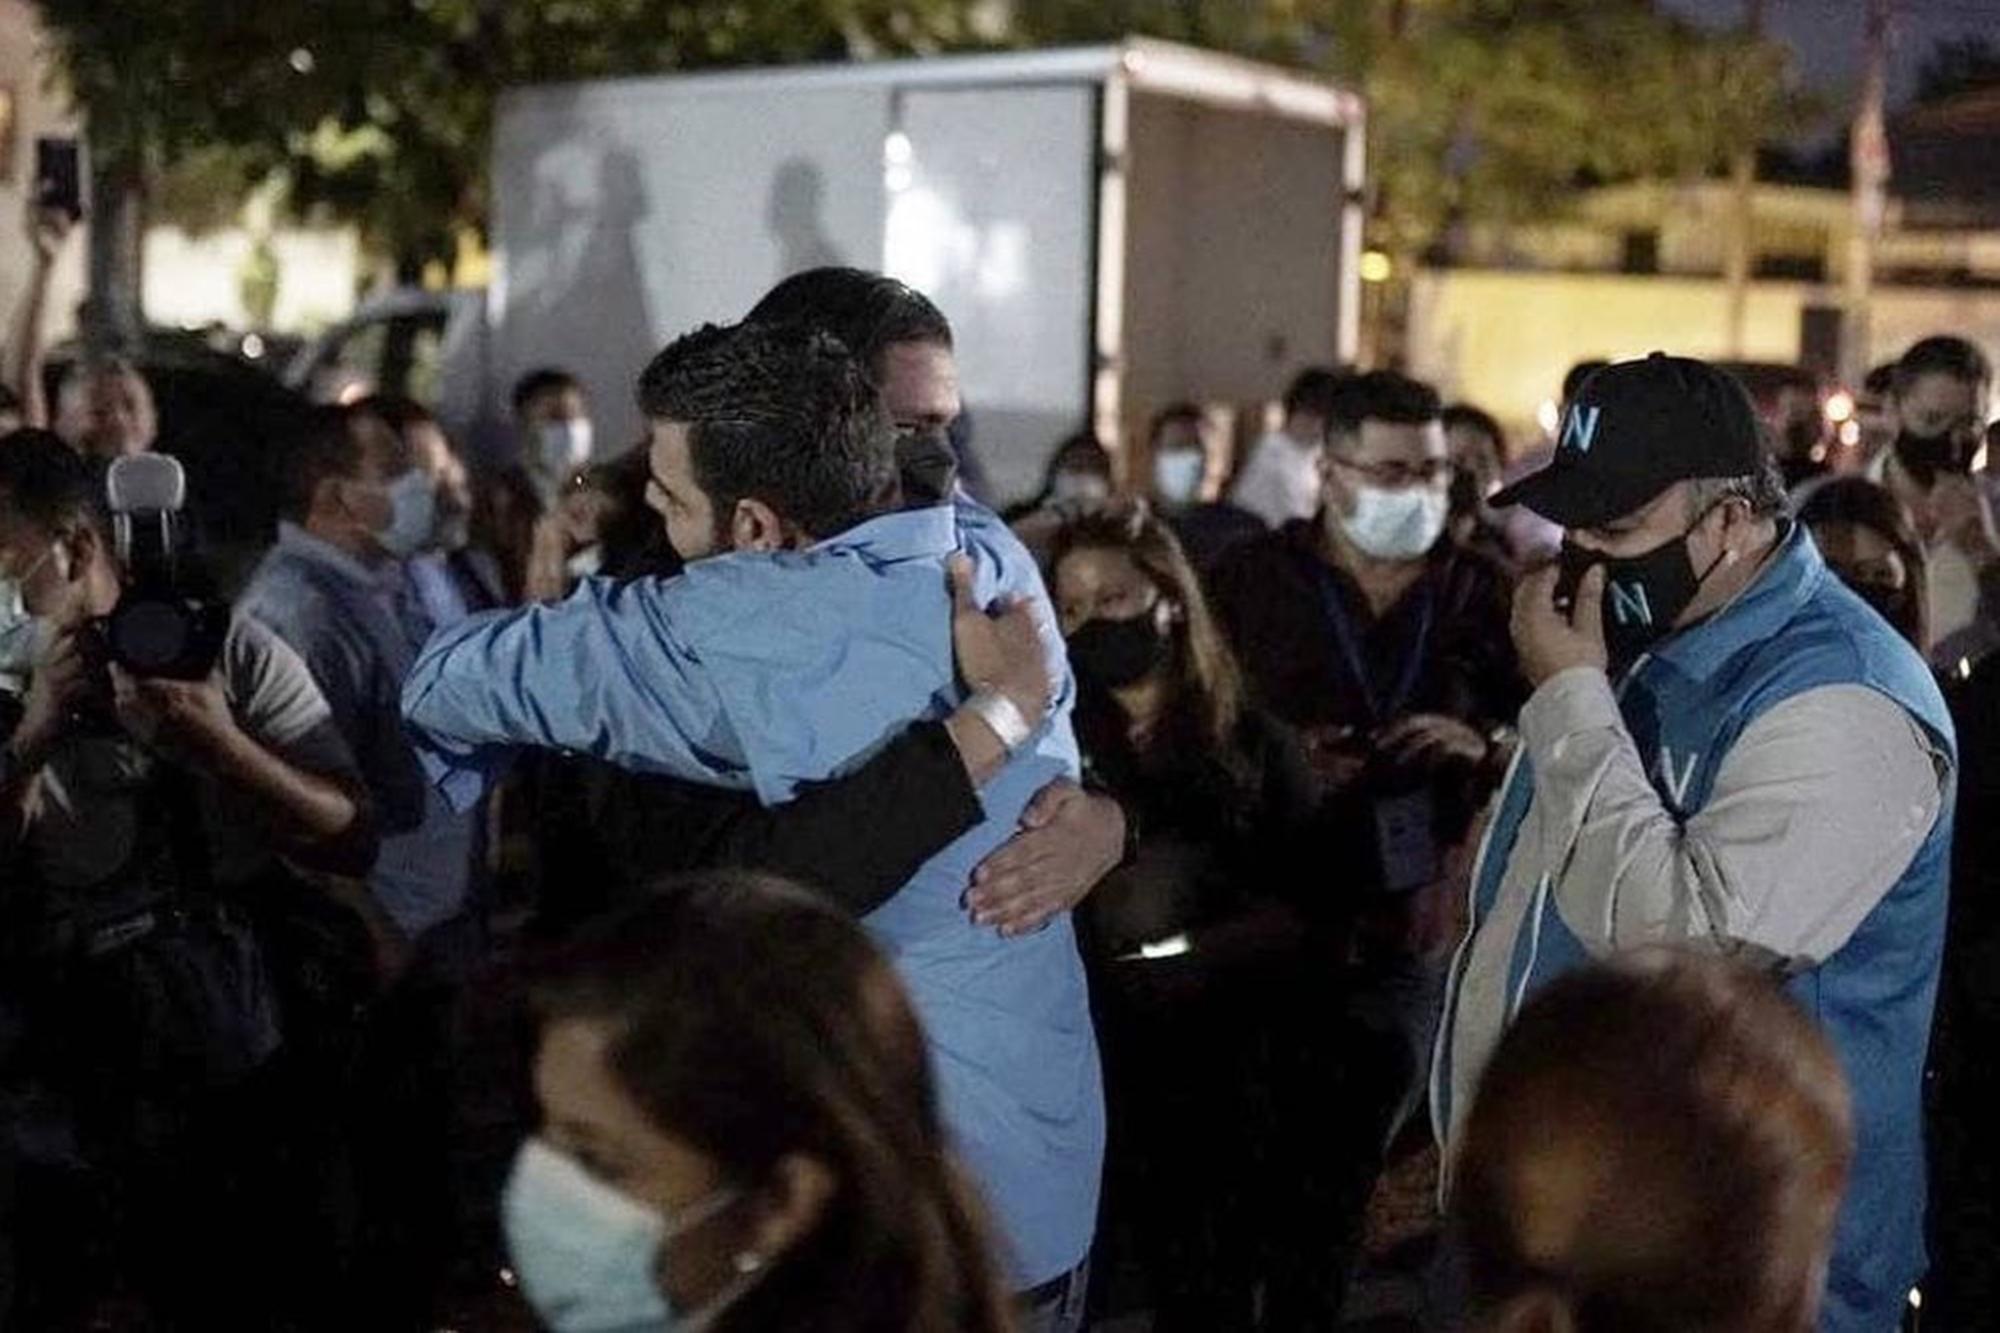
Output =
[{"x1": 295, "y1": 38, "x2": 1365, "y2": 502}]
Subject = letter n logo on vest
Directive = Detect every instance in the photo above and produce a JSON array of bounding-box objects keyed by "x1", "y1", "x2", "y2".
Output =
[
  {"x1": 1609, "y1": 578, "x2": 1652, "y2": 626},
  {"x1": 1561, "y1": 405, "x2": 1602, "y2": 455},
  {"x1": 1655, "y1": 745, "x2": 1700, "y2": 809}
]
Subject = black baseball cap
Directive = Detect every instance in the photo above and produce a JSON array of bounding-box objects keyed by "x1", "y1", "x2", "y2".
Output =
[{"x1": 1492, "y1": 353, "x2": 1767, "y2": 528}]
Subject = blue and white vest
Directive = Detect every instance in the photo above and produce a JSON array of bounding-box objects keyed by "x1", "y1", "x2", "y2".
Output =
[{"x1": 1435, "y1": 528, "x2": 1955, "y2": 1332}]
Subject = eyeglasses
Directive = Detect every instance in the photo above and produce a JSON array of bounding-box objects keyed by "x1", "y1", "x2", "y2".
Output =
[{"x1": 1330, "y1": 455, "x2": 1452, "y2": 488}]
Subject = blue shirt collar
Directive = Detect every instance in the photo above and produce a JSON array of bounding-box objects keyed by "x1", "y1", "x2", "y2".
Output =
[
  {"x1": 807, "y1": 502, "x2": 958, "y2": 564},
  {"x1": 277, "y1": 520, "x2": 398, "y2": 592},
  {"x1": 1646, "y1": 523, "x2": 1825, "y2": 682}
]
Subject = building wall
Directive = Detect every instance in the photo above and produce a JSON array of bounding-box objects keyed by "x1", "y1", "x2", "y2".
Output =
[
  {"x1": 1462, "y1": 181, "x2": 2000, "y2": 287},
  {"x1": 0, "y1": 0, "x2": 85, "y2": 358},
  {"x1": 1407, "y1": 266, "x2": 2000, "y2": 443}
]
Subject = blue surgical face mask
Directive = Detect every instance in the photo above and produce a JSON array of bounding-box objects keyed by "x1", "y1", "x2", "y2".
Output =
[
  {"x1": 0, "y1": 550, "x2": 57, "y2": 680},
  {"x1": 538, "y1": 419, "x2": 595, "y2": 478},
  {"x1": 503, "y1": 1138, "x2": 753, "y2": 1333},
  {"x1": 1151, "y1": 449, "x2": 1205, "y2": 506},
  {"x1": 376, "y1": 469, "x2": 438, "y2": 560},
  {"x1": 1050, "y1": 471, "x2": 1110, "y2": 505}
]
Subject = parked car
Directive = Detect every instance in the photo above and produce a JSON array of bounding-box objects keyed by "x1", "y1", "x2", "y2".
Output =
[{"x1": 285, "y1": 287, "x2": 501, "y2": 461}]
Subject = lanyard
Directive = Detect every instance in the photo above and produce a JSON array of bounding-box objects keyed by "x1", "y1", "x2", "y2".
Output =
[{"x1": 1309, "y1": 559, "x2": 1435, "y2": 725}]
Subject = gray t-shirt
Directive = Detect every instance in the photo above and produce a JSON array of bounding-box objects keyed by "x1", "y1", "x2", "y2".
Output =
[{"x1": 19, "y1": 613, "x2": 359, "y2": 896}]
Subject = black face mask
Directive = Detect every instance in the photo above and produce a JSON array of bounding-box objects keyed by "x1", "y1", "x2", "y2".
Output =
[
  {"x1": 1556, "y1": 512, "x2": 1729, "y2": 671},
  {"x1": 1067, "y1": 609, "x2": 1171, "y2": 690},
  {"x1": 1893, "y1": 428, "x2": 1976, "y2": 488},
  {"x1": 896, "y1": 426, "x2": 960, "y2": 507}
]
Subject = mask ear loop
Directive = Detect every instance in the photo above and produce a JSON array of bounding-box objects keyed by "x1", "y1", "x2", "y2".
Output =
[{"x1": 1689, "y1": 497, "x2": 1745, "y2": 586}]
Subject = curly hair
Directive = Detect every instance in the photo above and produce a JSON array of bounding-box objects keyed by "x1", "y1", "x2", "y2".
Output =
[{"x1": 636, "y1": 321, "x2": 898, "y2": 542}]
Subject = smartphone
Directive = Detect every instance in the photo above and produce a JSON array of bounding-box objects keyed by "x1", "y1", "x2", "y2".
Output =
[{"x1": 34, "y1": 136, "x2": 84, "y2": 222}]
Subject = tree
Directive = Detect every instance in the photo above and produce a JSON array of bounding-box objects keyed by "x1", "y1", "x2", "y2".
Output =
[
  {"x1": 1916, "y1": 35, "x2": 2000, "y2": 105},
  {"x1": 1007, "y1": 0, "x2": 1810, "y2": 356},
  {"x1": 1009, "y1": 0, "x2": 1806, "y2": 253},
  {"x1": 34, "y1": 0, "x2": 981, "y2": 341}
]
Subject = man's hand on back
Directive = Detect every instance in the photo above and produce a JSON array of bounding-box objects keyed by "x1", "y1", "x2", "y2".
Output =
[
  {"x1": 967, "y1": 781, "x2": 1124, "y2": 937},
  {"x1": 948, "y1": 553, "x2": 1052, "y2": 725}
]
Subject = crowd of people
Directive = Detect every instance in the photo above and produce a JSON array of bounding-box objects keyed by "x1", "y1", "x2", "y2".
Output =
[{"x1": 2, "y1": 192, "x2": 1997, "y2": 1333}]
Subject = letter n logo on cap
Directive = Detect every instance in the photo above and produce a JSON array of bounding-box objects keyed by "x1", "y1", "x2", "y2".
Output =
[
  {"x1": 1609, "y1": 578, "x2": 1652, "y2": 626},
  {"x1": 1562, "y1": 405, "x2": 1602, "y2": 455}
]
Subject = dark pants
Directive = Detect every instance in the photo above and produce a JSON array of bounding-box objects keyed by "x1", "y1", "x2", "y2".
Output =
[
  {"x1": 0, "y1": 895, "x2": 304, "y2": 1329},
  {"x1": 1093, "y1": 965, "x2": 1264, "y2": 1330},
  {"x1": 1261, "y1": 950, "x2": 1445, "y2": 1331},
  {"x1": 351, "y1": 911, "x2": 492, "y2": 1329}
]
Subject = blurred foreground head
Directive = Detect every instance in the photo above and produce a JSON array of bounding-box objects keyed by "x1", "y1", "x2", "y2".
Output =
[{"x1": 1455, "y1": 953, "x2": 1852, "y2": 1333}]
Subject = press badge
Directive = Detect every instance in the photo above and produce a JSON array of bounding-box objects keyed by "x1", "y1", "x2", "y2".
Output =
[{"x1": 1373, "y1": 789, "x2": 1440, "y2": 894}]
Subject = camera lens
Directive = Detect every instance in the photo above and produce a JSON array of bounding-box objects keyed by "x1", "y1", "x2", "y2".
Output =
[{"x1": 110, "y1": 600, "x2": 193, "y2": 673}]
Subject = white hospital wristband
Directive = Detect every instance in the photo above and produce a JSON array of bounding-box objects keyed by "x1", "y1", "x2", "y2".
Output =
[{"x1": 965, "y1": 689, "x2": 1034, "y2": 755}]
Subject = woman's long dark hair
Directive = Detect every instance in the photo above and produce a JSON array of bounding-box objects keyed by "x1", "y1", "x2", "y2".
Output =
[
  {"x1": 1798, "y1": 476, "x2": 1929, "y2": 651},
  {"x1": 1047, "y1": 499, "x2": 1247, "y2": 764},
  {"x1": 526, "y1": 873, "x2": 1016, "y2": 1333}
]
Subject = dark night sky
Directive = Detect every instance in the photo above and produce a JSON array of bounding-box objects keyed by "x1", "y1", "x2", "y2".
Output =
[{"x1": 1660, "y1": 0, "x2": 1997, "y2": 114}]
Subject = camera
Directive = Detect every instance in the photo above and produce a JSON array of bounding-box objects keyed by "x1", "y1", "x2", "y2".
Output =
[{"x1": 92, "y1": 455, "x2": 228, "y2": 681}]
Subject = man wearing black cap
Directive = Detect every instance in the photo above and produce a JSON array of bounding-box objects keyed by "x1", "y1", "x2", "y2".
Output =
[{"x1": 1432, "y1": 354, "x2": 1956, "y2": 1333}]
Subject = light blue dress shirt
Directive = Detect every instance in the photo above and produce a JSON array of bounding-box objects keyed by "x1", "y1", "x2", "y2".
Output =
[
  {"x1": 238, "y1": 523, "x2": 479, "y2": 938},
  {"x1": 401, "y1": 499, "x2": 1105, "y2": 1287}
]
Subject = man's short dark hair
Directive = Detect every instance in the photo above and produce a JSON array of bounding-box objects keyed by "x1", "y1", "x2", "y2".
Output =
[
  {"x1": 1149, "y1": 401, "x2": 1205, "y2": 444},
  {"x1": 636, "y1": 321, "x2": 896, "y2": 541},
  {"x1": 1862, "y1": 362, "x2": 1899, "y2": 399},
  {"x1": 1442, "y1": 403, "x2": 1505, "y2": 449},
  {"x1": 1327, "y1": 370, "x2": 1443, "y2": 440},
  {"x1": 1282, "y1": 366, "x2": 1350, "y2": 422},
  {"x1": 279, "y1": 405, "x2": 369, "y2": 524},
  {"x1": 747, "y1": 268, "x2": 954, "y2": 368},
  {"x1": 512, "y1": 367, "x2": 583, "y2": 415},
  {"x1": 0, "y1": 428, "x2": 105, "y2": 536},
  {"x1": 1895, "y1": 336, "x2": 1992, "y2": 396}
]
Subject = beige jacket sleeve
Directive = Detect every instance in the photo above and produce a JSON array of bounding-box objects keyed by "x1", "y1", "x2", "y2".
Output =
[{"x1": 1518, "y1": 667, "x2": 1948, "y2": 966}]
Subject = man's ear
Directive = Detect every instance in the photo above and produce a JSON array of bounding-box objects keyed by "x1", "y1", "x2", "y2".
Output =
[
  {"x1": 310, "y1": 473, "x2": 354, "y2": 529},
  {"x1": 729, "y1": 497, "x2": 789, "y2": 554}
]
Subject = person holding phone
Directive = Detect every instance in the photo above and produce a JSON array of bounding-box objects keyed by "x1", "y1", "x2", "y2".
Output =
[
  {"x1": 6, "y1": 195, "x2": 77, "y2": 434},
  {"x1": 1435, "y1": 354, "x2": 1956, "y2": 1333},
  {"x1": 1204, "y1": 369, "x2": 1524, "y2": 1326}
]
